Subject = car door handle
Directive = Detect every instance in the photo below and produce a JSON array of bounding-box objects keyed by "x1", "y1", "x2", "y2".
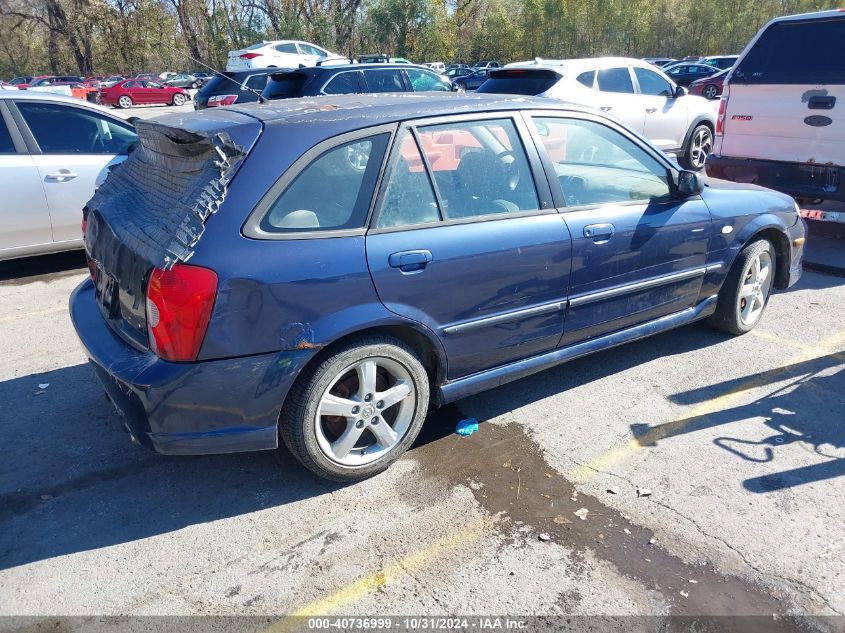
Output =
[
  {"x1": 600, "y1": 106, "x2": 613, "y2": 111},
  {"x1": 45, "y1": 169, "x2": 78, "y2": 181},
  {"x1": 388, "y1": 250, "x2": 433, "y2": 272},
  {"x1": 583, "y1": 223, "x2": 614, "y2": 242},
  {"x1": 645, "y1": 107, "x2": 657, "y2": 113},
  {"x1": 808, "y1": 95, "x2": 835, "y2": 110}
]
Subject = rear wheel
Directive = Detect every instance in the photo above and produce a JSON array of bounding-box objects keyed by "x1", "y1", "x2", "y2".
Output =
[
  {"x1": 171, "y1": 93, "x2": 186, "y2": 106},
  {"x1": 708, "y1": 239, "x2": 775, "y2": 335},
  {"x1": 190, "y1": 81, "x2": 198, "y2": 89},
  {"x1": 454, "y1": 81, "x2": 466, "y2": 93},
  {"x1": 681, "y1": 123, "x2": 713, "y2": 171},
  {"x1": 702, "y1": 84, "x2": 719, "y2": 99},
  {"x1": 279, "y1": 336, "x2": 430, "y2": 481},
  {"x1": 117, "y1": 95, "x2": 133, "y2": 109}
]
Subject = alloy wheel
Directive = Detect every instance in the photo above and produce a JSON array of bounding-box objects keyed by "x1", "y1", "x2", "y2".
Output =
[
  {"x1": 314, "y1": 357, "x2": 416, "y2": 466},
  {"x1": 703, "y1": 84, "x2": 718, "y2": 99},
  {"x1": 737, "y1": 250, "x2": 772, "y2": 327},
  {"x1": 690, "y1": 126, "x2": 713, "y2": 170},
  {"x1": 118, "y1": 96, "x2": 132, "y2": 109}
]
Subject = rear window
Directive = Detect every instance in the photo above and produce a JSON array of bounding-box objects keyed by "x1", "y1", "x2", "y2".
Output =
[
  {"x1": 734, "y1": 17, "x2": 845, "y2": 84},
  {"x1": 477, "y1": 70, "x2": 559, "y2": 95},
  {"x1": 264, "y1": 72, "x2": 308, "y2": 99}
]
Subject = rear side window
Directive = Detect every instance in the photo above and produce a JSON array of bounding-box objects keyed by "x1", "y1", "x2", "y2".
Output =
[
  {"x1": 17, "y1": 103, "x2": 137, "y2": 155},
  {"x1": 0, "y1": 117, "x2": 15, "y2": 153},
  {"x1": 476, "y1": 70, "x2": 559, "y2": 95},
  {"x1": 264, "y1": 72, "x2": 308, "y2": 99},
  {"x1": 377, "y1": 132, "x2": 440, "y2": 228},
  {"x1": 365, "y1": 69, "x2": 405, "y2": 93},
  {"x1": 323, "y1": 72, "x2": 360, "y2": 95},
  {"x1": 244, "y1": 74, "x2": 268, "y2": 90},
  {"x1": 734, "y1": 17, "x2": 845, "y2": 84},
  {"x1": 597, "y1": 67, "x2": 634, "y2": 94},
  {"x1": 263, "y1": 133, "x2": 390, "y2": 232},
  {"x1": 275, "y1": 43, "x2": 298, "y2": 54}
]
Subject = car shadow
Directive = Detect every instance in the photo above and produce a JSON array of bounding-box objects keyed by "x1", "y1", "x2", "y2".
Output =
[
  {"x1": 630, "y1": 351, "x2": 845, "y2": 493},
  {"x1": 0, "y1": 251, "x2": 86, "y2": 284},
  {"x1": 0, "y1": 320, "x2": 729, "y2": 571}
]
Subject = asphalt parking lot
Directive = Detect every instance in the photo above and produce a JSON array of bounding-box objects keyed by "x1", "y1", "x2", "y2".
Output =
[{"x1": 0, "y1": 251, "x2": 843, "y2": 628}]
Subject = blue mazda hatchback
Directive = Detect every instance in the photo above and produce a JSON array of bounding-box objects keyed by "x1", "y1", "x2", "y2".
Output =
[{"x1": 71, "y1": 94, "x2": 805, "y2": 480}]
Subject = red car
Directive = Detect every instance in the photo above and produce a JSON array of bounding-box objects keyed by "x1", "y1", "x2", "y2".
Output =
[
  {"x1": 688, "y1": 68, "x2": 728, "y2": 100},
  {"x1": 99, "y1": 78, "x2": 190, "y2": 108}
]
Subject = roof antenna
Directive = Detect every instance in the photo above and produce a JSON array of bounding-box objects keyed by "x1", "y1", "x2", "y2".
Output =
[{"x1": 160, "y1": 43, "x2": 267, "y2": 103}]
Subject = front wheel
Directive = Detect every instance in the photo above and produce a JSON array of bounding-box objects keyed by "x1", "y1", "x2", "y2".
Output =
[
  {"x1": 708, "y1": 239, "x2": 775, "y2": 335},
  {"x1": 279, "y1": 336, "x2": 430, "y2": 481},
  {"x1": 172, "y1": 93, "x2": 186, "y2": 106},
  {"x1": 454, "y1": 82, "x2": 466, "y2": 93},
  {"x1": 680, "y1": 123, "x2": 713, "y2": 171},
  {"x1": 191, "y1": 82, "x2": 198, "y2": 89}
]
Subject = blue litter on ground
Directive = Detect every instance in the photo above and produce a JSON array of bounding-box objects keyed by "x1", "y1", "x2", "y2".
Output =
[{"x1": 455, "y1": 418, "x2": 479, "y2": 437}]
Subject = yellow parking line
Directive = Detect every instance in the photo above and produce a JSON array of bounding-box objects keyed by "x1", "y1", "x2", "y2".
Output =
[
  {"x1": 569, "y1": 329, "x2": 845, "y2": 483},
  {"x1": 0, "y1": 306, "x2": 67, "y2": 324},
  {"x1": 264, "y1": 519, "x2": 489, "y2": 631}
]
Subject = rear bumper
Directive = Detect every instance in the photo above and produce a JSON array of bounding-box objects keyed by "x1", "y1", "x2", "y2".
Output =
[
  {"x1": 70, "y1": 279, "x2": 311, "y2": 455},
  {"x1": 706, "y1": 155, "x2": 845, "y2": 203}
]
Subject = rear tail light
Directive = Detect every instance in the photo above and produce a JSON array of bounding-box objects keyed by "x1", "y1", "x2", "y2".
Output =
[
  {"x1": 208, "y1": 94, "x2": 238, "y2": 106},
  {"x1": 145, "y1": 264, "x2": 218, "y2": 362},
  {"x1": 716, "y1": 96, "x2": 727, "y2": 135},
  {"x1": 81, "y1": 216, "x2": 87, "y2": 237},
  {"x1": 239, "y1": 52, "x2": 263, "y2": 60}
]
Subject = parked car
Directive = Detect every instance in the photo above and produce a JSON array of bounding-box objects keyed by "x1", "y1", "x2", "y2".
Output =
[
  {"x1": 444, "y1": 67, "x2": 473, "y2": 80},
  {"x1": 72, "y1": 93, "x2": 804, "y2": 481},
  {"x1": 0, "y1": 81, "x2": 12, "y2": 90},
  {"x1": 194, "y1": 69, "x2": 276, "y2": 109},
  {"x1": 134, "y1": 73, "x2": 160, "y2": 82},
  {"x1": 8, "y1": 76, "x2": 34, "y2": 87},
  {"x1": 262, "y1": 64, "x2": 450, "y2": 100},
  {"x1": 99, "y1": 79, "x2": 190, "y2": 108},
  {"x1": 163, "y1": 73, "x2": 202, "y2": 89},
  {"x1": 424, "y1": 62, "x2": 445, "y2": 73},
  {"x1": 0, "y1": 91, "x2": 136, "y2": 261},
  {"x1": 451, "y1": 68, "x2": 493, "y2": 92},
  {"x1": 477, "y1": 57, "x2": 716, "y2": 169},
  {"x1": 688, "y1": 68, "x2": 728, "y2": 100},
  {"x1": 701, "y1": 55, "x2": 738, "y2": 70},
  {"x1": 707, "y1": 9, "x2": 845, "y2": 206},
  {"x1": 12, "y1": 75, "x2": 49, "y2": 90},
  {"x1": 29, "y1": 75, "x2": 85, "y2": 88},
  {"x1": 226, "y1": 40, "x2": 337, "y2": 71},
  {"x1": 473, "y1": 60, "x2": 502, "y2": 69},
  {"x1": 100, "y1": 75, "x2": 126, "y2": 88},
  {"x1": 663, "y1": 63, "x2": 720, "y2": 87},
  {"x1": 643, "y1": 58, "x2": 676, "y2": 67}
]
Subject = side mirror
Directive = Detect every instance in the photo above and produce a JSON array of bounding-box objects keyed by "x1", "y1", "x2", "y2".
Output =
[
  {"x1": 677, "y1": 170, "x2": 704, "y2": 196},
  {"x1": 674, "y1": 85, "x2": 688, "y2": 98}
]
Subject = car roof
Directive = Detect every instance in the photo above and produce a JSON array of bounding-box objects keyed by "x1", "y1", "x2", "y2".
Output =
[
  {"x1": 505, "y1": 56, "x2": 661, "y2": 74},
  {"x1": 180, "y1": 93, "x2": 594, "y2": 128},
  {"x1": 770, "y1": 8, "x2": 845, "y2": 22}
]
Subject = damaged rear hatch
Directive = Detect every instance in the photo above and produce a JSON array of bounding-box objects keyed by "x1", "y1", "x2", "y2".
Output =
[{"x1": 83, "y1": 109, "x2": 262, "y2": 351}]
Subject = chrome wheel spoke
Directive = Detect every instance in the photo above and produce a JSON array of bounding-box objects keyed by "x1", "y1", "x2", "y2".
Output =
[
  {"x1": 370, "y1": 419, "x2": 398, "y2": 448},
  {"x1": 320, "y1": 393, "x2": 358, "y2": 418},
  {"x1": 376, "y1": 381, "x2": 411, "y2": 411},
  {"x1": 740, "y1": 283, "x2": 756, "y2": 299},
  {"x1": 356, "y1": 360, "x2": 378, "y2": 399},
  {"x1": 332, "y1": 423, "x2": 365, "y2": 460}
]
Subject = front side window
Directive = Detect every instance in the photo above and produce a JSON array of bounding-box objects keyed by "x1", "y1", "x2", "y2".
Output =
[
  {"x1": 405, "y1": 68, "x2": 449, "y2": 92},
  {"x1": 275, "y1": 43, "x2": 298, "y2": 54},
  {"x1": 17, "y1": 103, "x2": 137, "y2": 155},
  {"x1": 323, "y1": 72, "x2": 360, "y2": 95},
  {"x1": 597, "y1": 67, "x2": 634, "y2": 94},
  {"x1": 263, "y1": 133, "x2": 389, "y2": 232},
  {"x1": 532, "y1": 116, "x2": 671, "y2": 207},
  {"x1": 144, "y1": 81, "x2": 163, "y2": 88},
  {"x1": 634, "y1": 67, "x2": 673, "y2": 97},
  {"x1": 365, "y1": 69, "x2": 405, "y2": 93}
]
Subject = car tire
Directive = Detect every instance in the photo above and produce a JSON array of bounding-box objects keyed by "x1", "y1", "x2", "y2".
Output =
[
  {"x1": 702, "y1": 84, "x2": 719, "y2": 99},
  {"x1": 454, "y1": 82, "x2": 466, "y2": 93},
  {"x1": 117, "y1": 95, "x2": 133, "y2": 109},
  {"x1": 680, "y1": 123, "x2": 713, "y2": 171},
  {"x1": 191, "y1": 82, "x2": 198, "y2": 89},
  {"x1": 707, "y1": 239, "x2": 775, "y2": 335},
  {"x1": 279, "y1": 336, "x2": 430, "y2": 482},
  {"x1": 172, "y1": 93, "x2": 186, "y2": 106}
]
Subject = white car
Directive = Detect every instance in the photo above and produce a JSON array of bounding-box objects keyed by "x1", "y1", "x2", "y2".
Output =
[
  {"x1": 707, "y1": 9, "x2": 844, "y2": 207},
  {"x1": 226, "y1": 40, "x2": 337, "y2": 71},
  {"x1": 0, "y1": 91, "x2": 136, "y2": 261},
  {"x1": 478, "y1": 57, "x2": 717, "y2": 170}
]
